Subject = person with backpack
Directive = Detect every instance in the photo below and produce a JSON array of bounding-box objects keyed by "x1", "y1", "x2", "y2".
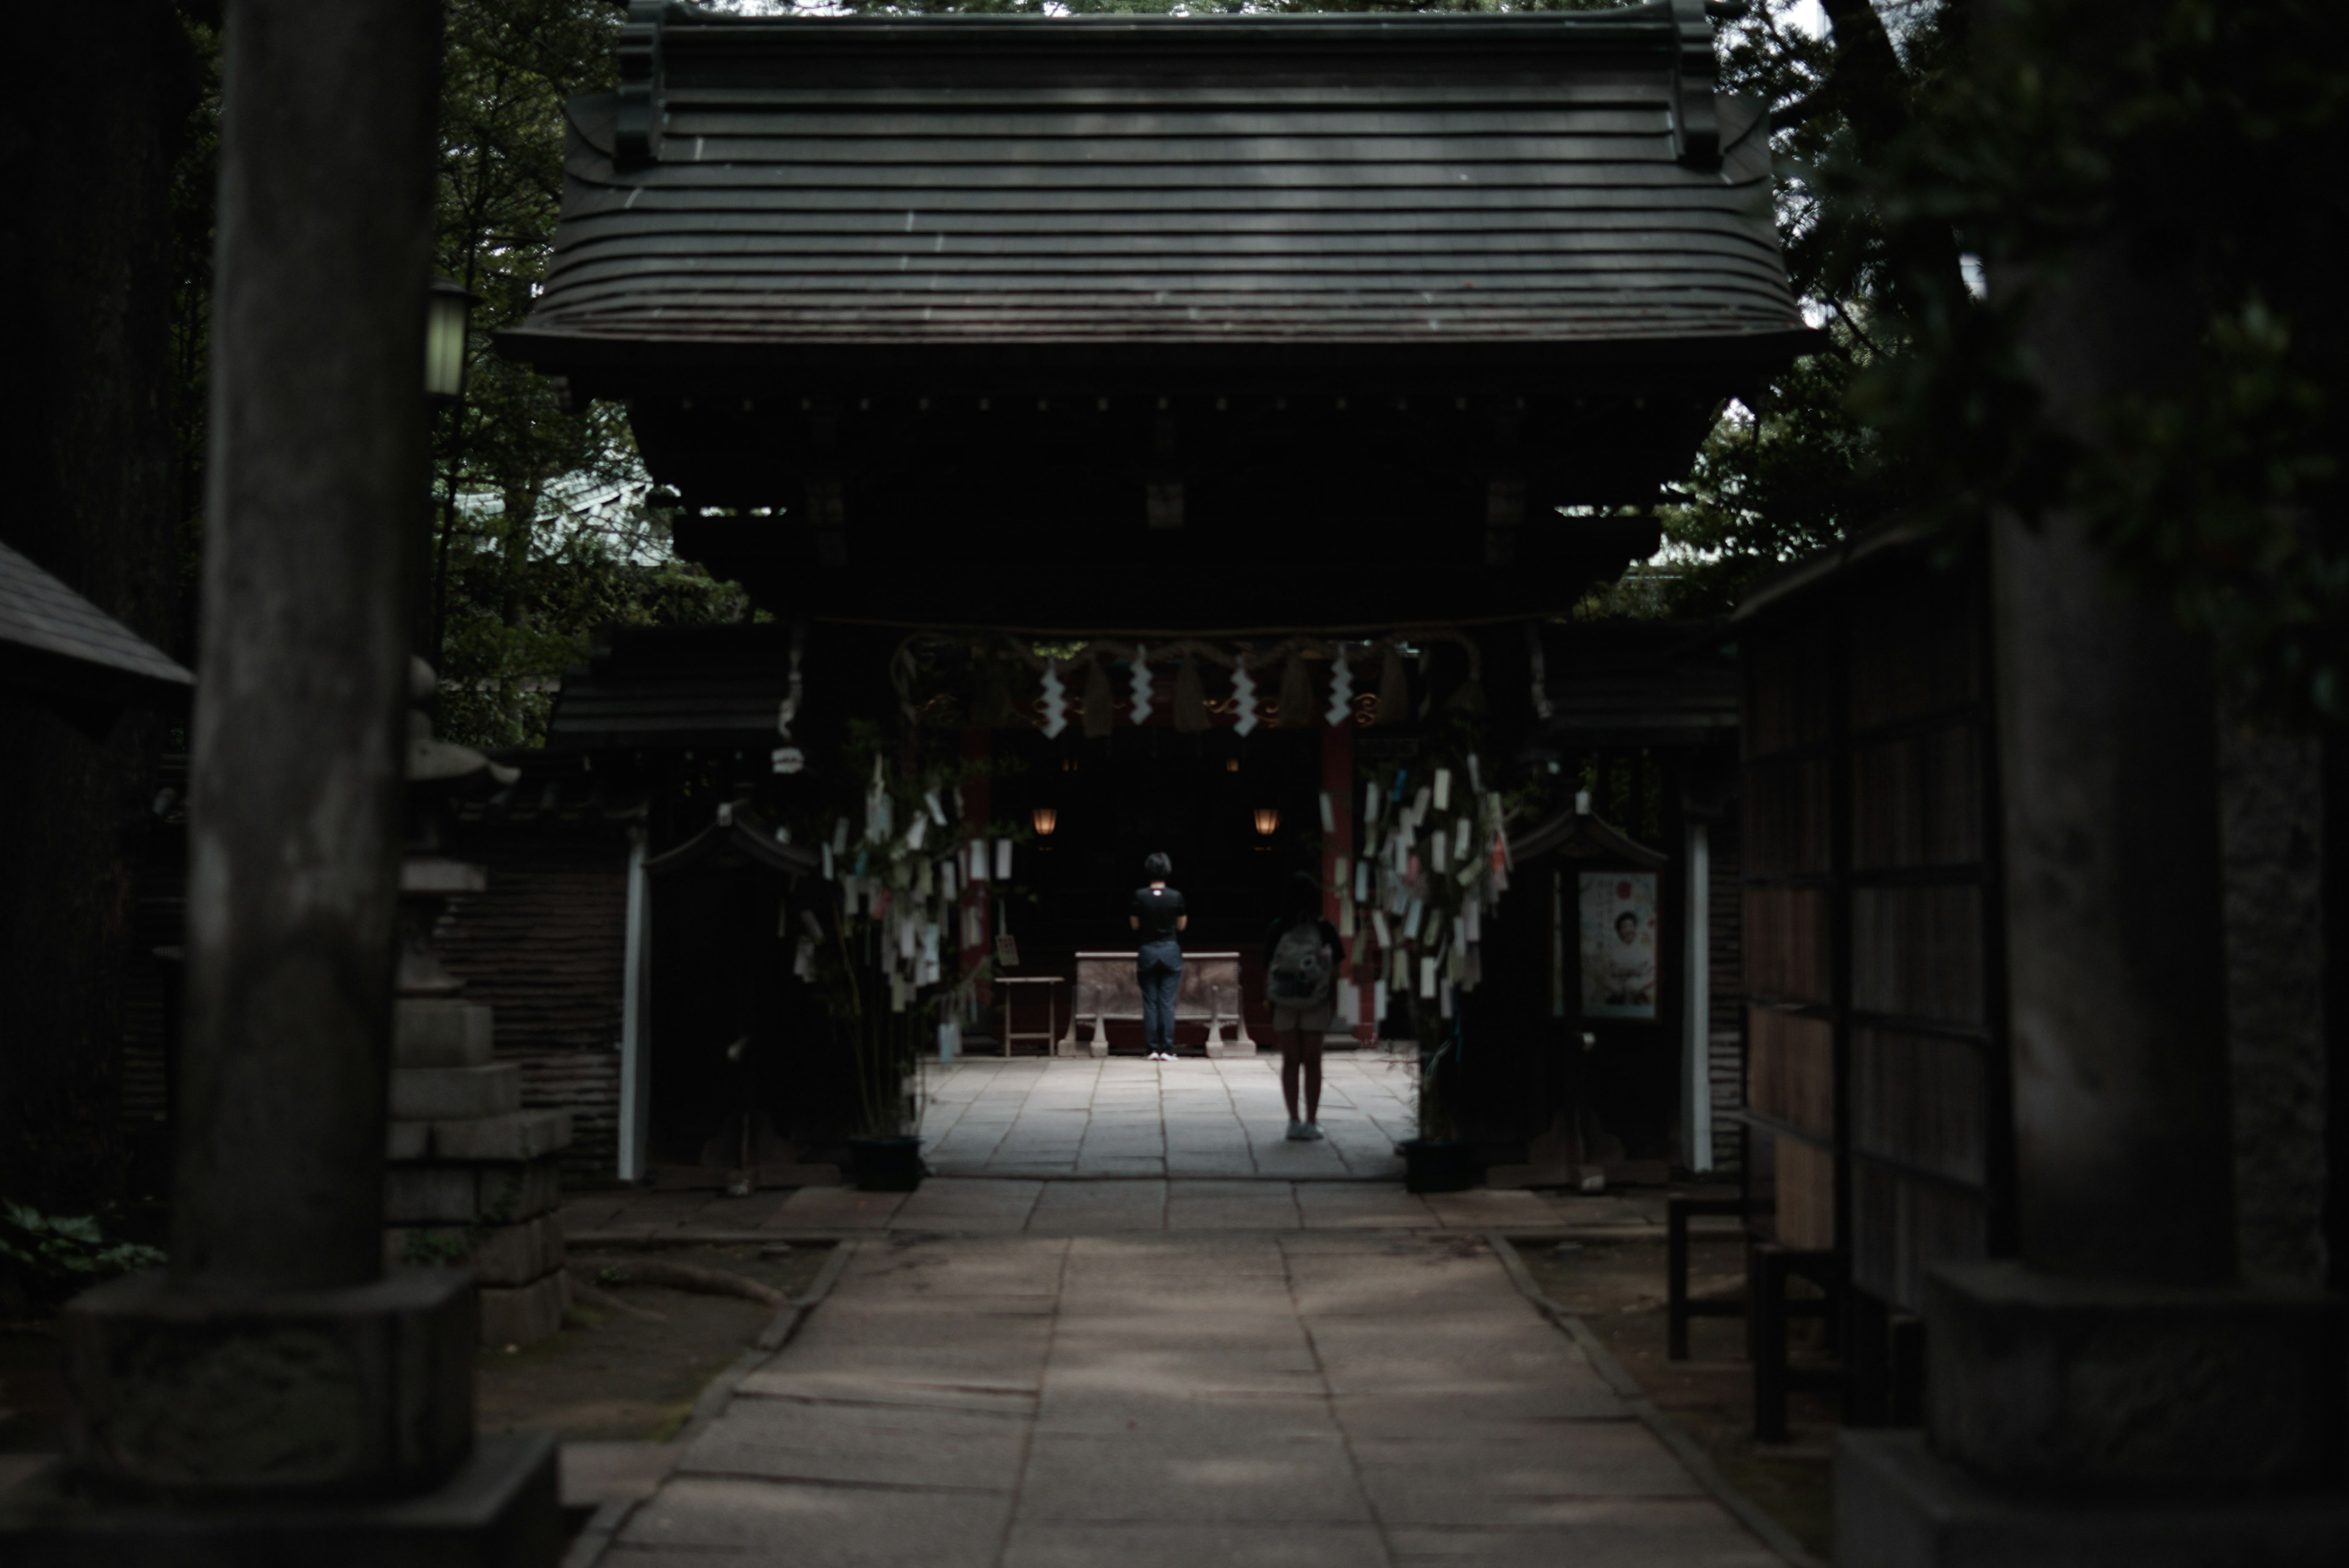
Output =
[
  {"x1": 1128, "y1": 852, "x2": 1188, "y2": 1062},
  {"x1": 1265, "y1": 871, "x2": 1346, "y2": 1140}
]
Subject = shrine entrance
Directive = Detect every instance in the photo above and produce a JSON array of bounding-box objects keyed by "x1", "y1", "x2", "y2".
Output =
[
  {"x1": 990, "y1": 723, "x2": 1321, "y2": 1055},
  {"x1": 511, "y1": 4, "x2": 1811, "y2": 1190}
]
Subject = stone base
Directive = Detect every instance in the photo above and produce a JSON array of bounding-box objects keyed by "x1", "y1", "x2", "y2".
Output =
[
  {"x1": 62, "y1": 1269, "x2": 473, "y2": 1499},
  {"x1": 386, "y1": 1213, "x2": 564, "y2": 1289},
  {"x1": 1928, "y1": 1261, "x2": 2345, "y2": 1490},
  {"x1": 1838, "y1": 1430, "x2": 2349, "y2": 1568},
  {"x1": 0, "y1": 1430, "x2": 561, "y2": 1568},
  {"x1": 1203, "y1": 1031, "x2": 1257, "y2": 1059},
  {"x1": 385, "y1": 1155, "x2": 562, "y2": 1227},
  {"x1": 478, "y1": 1270, "x2": 571, "y2": 1350}
]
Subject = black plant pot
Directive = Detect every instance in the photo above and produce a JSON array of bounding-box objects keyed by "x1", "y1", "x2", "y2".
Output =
[
  {"x1": 847, "y1": 1135, "x2": 926, "y2": 1192},
  {"x1": 1400, "y1": 1138, "x2": 1477, "y2": 1194}
]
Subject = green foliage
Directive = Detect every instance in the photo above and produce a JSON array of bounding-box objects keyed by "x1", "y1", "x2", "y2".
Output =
[
  {"x1": 0, "y1": 1203, "x2": 166, "y2": 1302},
  {"x1": 1842, "y1": 0, "x2": 2349, "y2": 723},
  {"x1": 431, "y1": 0, "x2": 756, "y2": 749},
  {"x1": 1617, "y1": 1, "x2": 1951, "y2": 617},
  {"x1": 1656, "y1": 348, "x2": 1891, "y2": 614}
]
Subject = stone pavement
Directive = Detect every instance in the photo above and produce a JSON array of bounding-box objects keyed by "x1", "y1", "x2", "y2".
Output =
[
  {"x1": 573, "y1": 1231, "x2": 1785, "y2": 1567},
  {"x1": 920, "y1": 1055, "x2": 1417, "y2": 1180},
  {"x1": 567, "y1": 1176, "x2": 1586, "y2": 1240}
]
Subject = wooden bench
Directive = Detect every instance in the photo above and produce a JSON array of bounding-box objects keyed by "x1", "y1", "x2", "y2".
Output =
[{"x1": 1057, "y1": 950, "x2": 1256, "y2": 1058}]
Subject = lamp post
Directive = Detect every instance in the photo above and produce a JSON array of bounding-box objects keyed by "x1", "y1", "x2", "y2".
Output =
[
  {"x1": 422, "y1": 274, "x2": 478, "y2": 671},
  {"x1": 424, "y1": 275, "x2": 475, "y2": 404}
]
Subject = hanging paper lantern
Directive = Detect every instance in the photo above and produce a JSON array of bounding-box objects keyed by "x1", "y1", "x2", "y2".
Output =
[
  {"x1": 1277, "y1": 654, "x2": 1313, "y2": 728},
  {"x1": 1376, "y1": 645, "x2": 1409, "y2": 727},
  {"x1": 1174, "y1": 659, "x2": 1209, "y2": 734},
  {"x1": 1083, "y1": 656, "x2": 1115, "y2": 739}
]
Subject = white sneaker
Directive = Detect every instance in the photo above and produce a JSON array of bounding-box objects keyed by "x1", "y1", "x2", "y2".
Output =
[
  {"x1": 1300, "y1": 1122, "x2": 1326, "y2": 1141},
  {"x1": 1286, "y1": 1120, "x2": 1309, "y2": 1140}
]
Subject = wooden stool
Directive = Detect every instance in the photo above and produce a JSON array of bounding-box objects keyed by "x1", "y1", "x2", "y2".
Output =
[{"x1": 995, "y1": 976, "x2": 1065, "y2": 1058}]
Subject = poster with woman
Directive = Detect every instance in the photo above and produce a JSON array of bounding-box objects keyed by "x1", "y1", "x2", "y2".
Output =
[{"x1": 1578, "y1": 871, "x2": 1658, "y2": 1019}]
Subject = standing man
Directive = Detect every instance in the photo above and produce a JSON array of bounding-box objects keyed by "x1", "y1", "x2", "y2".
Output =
[
  {"x1": 1129, "y1": 852, "x2": 1187, "y2": 1062},
  {"x1": 1266, "y1": 871, "x2": 1346, "y2": 1140}
]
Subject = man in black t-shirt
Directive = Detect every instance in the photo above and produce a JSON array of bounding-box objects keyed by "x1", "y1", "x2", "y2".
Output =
[{"x1": 1128, "y1": 852, "x2": 1187, "y2": 1061}]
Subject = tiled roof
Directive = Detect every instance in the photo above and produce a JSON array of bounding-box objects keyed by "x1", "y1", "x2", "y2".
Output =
[
  {"x1": 0, "y1": 538, "x2": 191, "y2": 710},
  {"x1": 503, "y1": 6, "x2": 1805, "y2": 371}
]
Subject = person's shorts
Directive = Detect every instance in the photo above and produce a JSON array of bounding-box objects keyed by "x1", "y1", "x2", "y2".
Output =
[{"x1": 1272, "y1": 1001, "x2": 1335, "y2": 1036}]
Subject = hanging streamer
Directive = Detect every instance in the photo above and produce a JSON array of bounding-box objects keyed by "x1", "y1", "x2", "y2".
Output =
[
  {"x1": 1129, "y1": 644, "x2": 1153, "y2": 726},
  {"x1": 1324, "y1": 653, "x2": 1354, "y2": 727},
  {"x1": 1231, "y1": 663, "x2": 1260, "y2": 738},
  {"x1": 1039, "y1": 659, "x2": 1068, "y2": 738}
]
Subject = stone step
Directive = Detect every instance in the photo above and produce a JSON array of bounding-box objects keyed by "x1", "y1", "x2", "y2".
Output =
[
  {"x1": 391, "y1": 1062, "x2": 521, "y2": 1121},
  {"x1": 387, "y1": 1109, "x2": 572, "y2": 1164},
  {"x1": 393, "y1": 998, "x2": 495, "y2": 1069},
  {"x1": 385, "y1": 1155, "x2": 562, "y2": 1227}
]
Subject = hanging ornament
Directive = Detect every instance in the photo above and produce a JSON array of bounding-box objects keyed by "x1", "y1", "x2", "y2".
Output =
[
  {"x1": 1174, "y1": 659, "x2": 1209, "y2": 734},
  {"x1": 1377, "y1": 645, "x2": 1410, "y2": 727},
  {"x1": 1083, "y1": 656, "x2": 1115, "y2": 740},
  {"x1": 1231, "y1": 662, "x2": 1260, "y2": 738},
  {"x1": 1324, "y1": 652, "x2": 1354, "y2": 727},
  {"x1": 1277, "y1": 654, "x2": 1313, "y2": 728},
  {"x1": 1129, "y1": 644, "x2": 1153, "y2": 726},
  {"x1": 1039, "y1": 659, "x2": 1069, "y2": 739}
]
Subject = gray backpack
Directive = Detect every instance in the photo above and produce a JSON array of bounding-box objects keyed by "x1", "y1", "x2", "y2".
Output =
[{"x1": 1267, "y1": 921, "x2": 1332, "y2": 1008}]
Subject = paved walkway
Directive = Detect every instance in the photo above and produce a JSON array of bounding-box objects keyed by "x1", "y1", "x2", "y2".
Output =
[
  {"x1": 919, "y1": 1055, "x2": 1416, "y2": 1180},
  {"x1": 567, "y1": 1177, "x2": 1578, "y2": 1241},
  {"x1": 579, "y1": 1232, "x2": 1783, "y2": 1568}
]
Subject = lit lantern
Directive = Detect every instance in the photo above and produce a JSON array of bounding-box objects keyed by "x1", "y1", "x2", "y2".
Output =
[
  {"x1": 423, "y1": 275, "x2": 479, "y2": 403},
  {"x1": 1032, "y1": 806, "x2": 1058, "y2": 838},
  {"x1": 1253, "y1": 807, "x2": 1280, "y2": 837}
]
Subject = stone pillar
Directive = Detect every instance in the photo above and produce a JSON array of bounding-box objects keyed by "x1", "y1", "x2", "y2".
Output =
[
  {"x1": 1, "y1": 2, "x2": 558, "y2": 1557},
  {"x1": 1994, "y1": 516, "x2": 2237, "y2": 1285},
  {"x1": 1837, "y1": 258, "x2": 2349, "y2": 1568}
]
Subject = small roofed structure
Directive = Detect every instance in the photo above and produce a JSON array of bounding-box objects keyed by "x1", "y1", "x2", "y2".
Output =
[
  {"x1": 499, "y1": 4, "x2": 1814, "y2": 631},
  {"x1": 0, "y1": 538, "x2": 191, "y2": 728}
]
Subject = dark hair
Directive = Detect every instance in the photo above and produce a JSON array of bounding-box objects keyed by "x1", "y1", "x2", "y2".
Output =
[
  {"x1": 1144, "y1": 852, "x2": 1173, "y2": 880},
  {"x1": 1615, "y1": 912, "x2": 1638, "y2": 936},
  {"x1": 1286, "y1": 870, "x2": 1321, "y2": 914}
]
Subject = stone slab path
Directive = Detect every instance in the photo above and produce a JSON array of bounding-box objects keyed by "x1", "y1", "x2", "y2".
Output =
[
  {"x1": 919, "y1": 1056, "x2": 1417, "y2": 1181},
  {"x1": 579, "y1": 1232, "x2": 1783, "y2": 1568}
]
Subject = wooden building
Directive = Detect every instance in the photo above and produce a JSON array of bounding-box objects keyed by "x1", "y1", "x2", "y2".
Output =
[
  {"x1": 487, "y1": 4, "x2": 1812, "y2": 1183},
  {"x1": 1732, "y1": 523, "x2": 2012, "y2": 1420}
]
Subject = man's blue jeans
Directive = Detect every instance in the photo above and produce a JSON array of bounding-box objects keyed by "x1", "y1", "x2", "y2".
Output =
[{"x1": 1137, "y1": 939, "x2": 1182, "y2": 1054}]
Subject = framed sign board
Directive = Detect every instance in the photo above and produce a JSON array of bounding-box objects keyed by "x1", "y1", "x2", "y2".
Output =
[{"x1": 1578, "y1": 871, "x2": 1658, "y2": 1020}]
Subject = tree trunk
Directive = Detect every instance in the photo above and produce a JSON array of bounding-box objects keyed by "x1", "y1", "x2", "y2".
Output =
[{"x1": 0, "y1": 5, "x2": 197, "y2": 1214}]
